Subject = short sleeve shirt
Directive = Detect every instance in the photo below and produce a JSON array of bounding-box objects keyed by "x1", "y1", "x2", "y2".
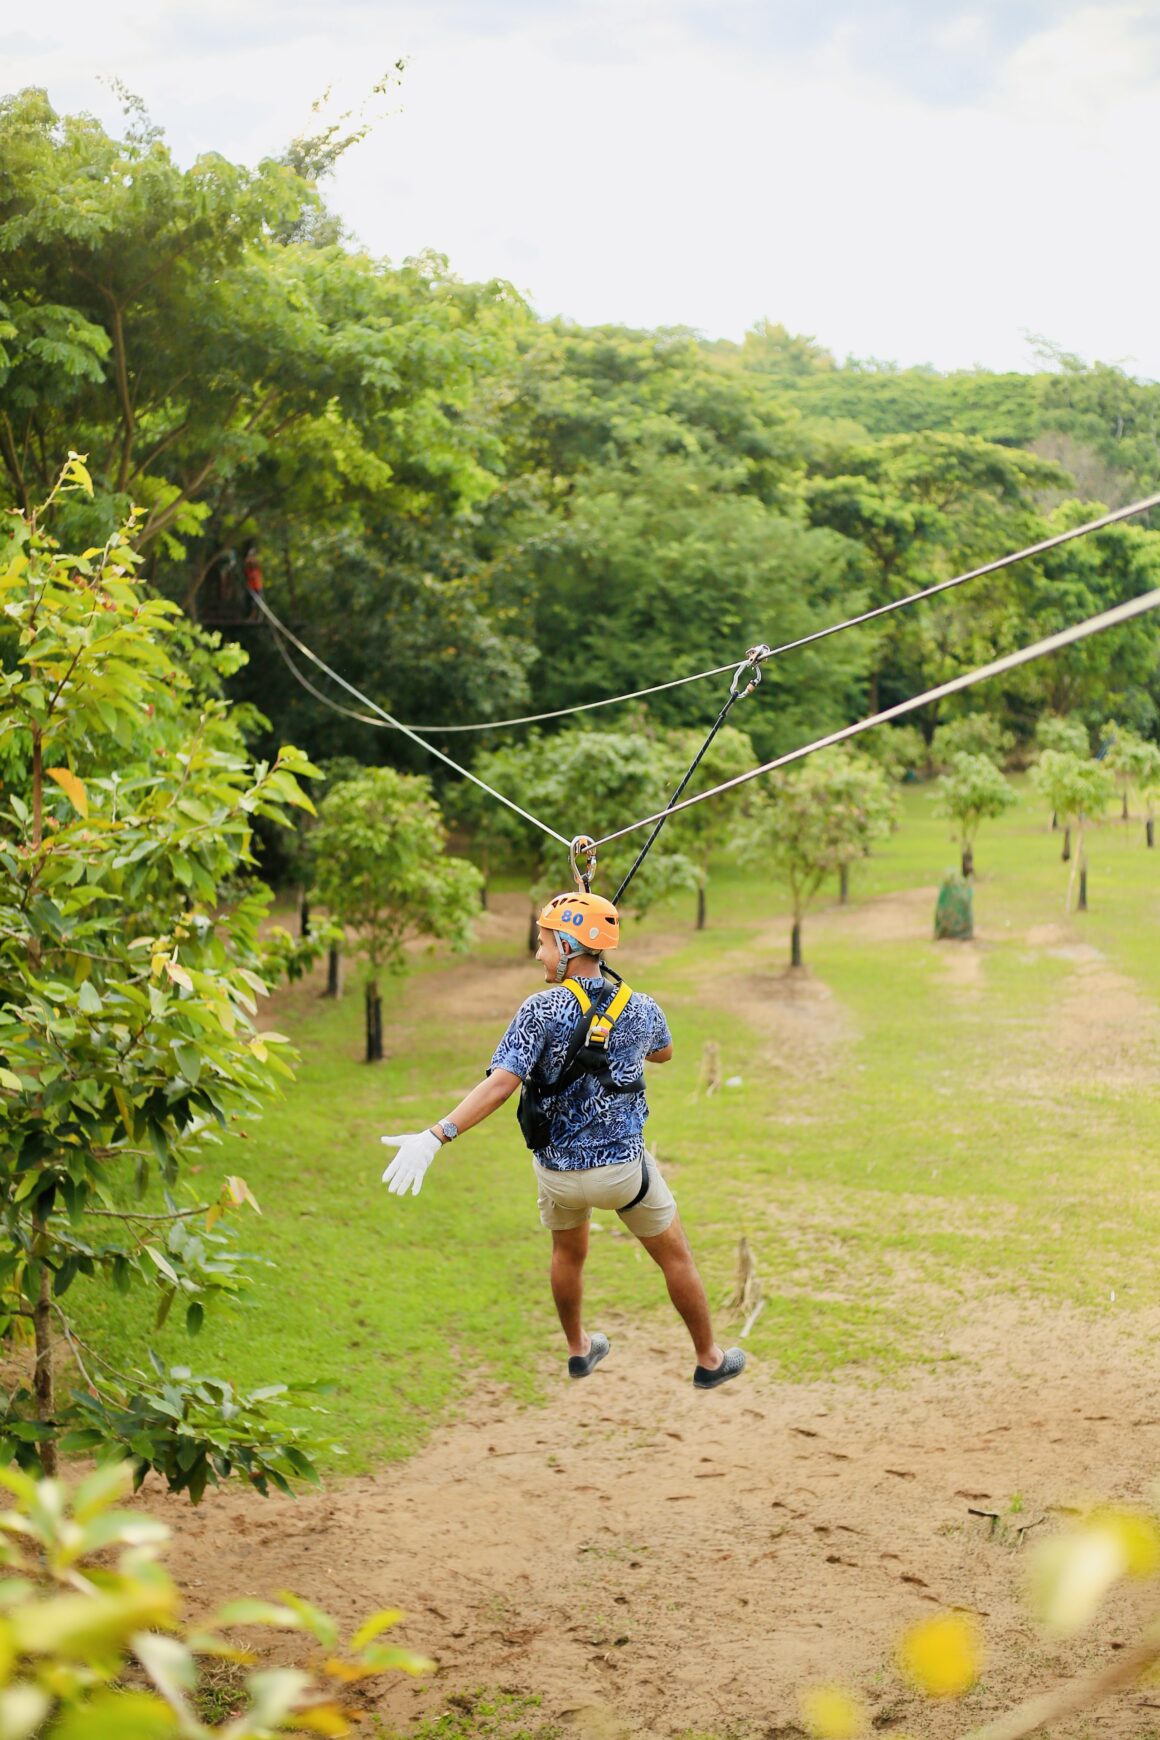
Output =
[{"x1": 489, "y1": 975, "x2": 672, "y2": 1171}]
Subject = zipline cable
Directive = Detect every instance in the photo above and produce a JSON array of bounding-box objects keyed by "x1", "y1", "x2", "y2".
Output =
[
  {"x1": 253, "y1": 594, "x2": 570, "y2": 847},
  {"x1": 382, "y1": 490, "x2": 1160, "y2": 734},
  {"x1": 589, "y1": 587, "x2": 1160, "y2": 851},
  {"x1": 611, "y1": 646, "x2": 769, "y2": 906}
]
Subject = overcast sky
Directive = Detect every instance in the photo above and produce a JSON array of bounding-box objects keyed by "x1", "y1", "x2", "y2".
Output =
[{"x1": 5, "y1": 1, "x2": 1160, "y2": 377}]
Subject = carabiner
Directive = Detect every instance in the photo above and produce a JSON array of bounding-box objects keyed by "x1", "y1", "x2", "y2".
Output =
[
  {"x1": 570, "y1": 834, "x2": 598, "y2": 893},
  {"x1": 730, "y1": 643, "x2": 772, "y2": 699}
]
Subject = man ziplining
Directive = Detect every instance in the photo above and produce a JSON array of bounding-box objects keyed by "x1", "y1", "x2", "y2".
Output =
[{"x1": 379, "y1": 890, "x2": 746, "y2": 1390}]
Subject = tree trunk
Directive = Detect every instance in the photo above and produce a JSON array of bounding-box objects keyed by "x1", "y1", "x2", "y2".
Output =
[
  {"x1": 790, "y1": 918, "x2": 802, "y2": 969},
  {"x1": 1051, "y1": 810, "x2": 1058, "y2": 831},
  {"x1": 961, "y1": 843, "x2": 974, "y2": 880},
  {"x1": 365, "y1": 980, "x2": 383, "y2": 1063},
  {"x1": 299, "y1": 892, "x2": 310, "y2": 939},
  {"x1": 1148, "y1": 817, "x2": 1155, "y2": 848},
  {"x1": 528, "y1": 902, "x2": 539, "y2": 955},
  {"x1": 1078, "y1": 863, "x2": 1088, "y2": 911},
  {"x1": 33, "y1": 1234, "x2": 58, "y2": 1476},
  {"x1": 1123, "y1": 790, "x2": 1129, "y2": 821},
  {"x1": 839, "y1": 863, "x2": 849, "y2": 905},
  {"x1": 325, "y1": 941, "x2": 342, "y2": 998},
  {"x1": 480, "y1": 881, "x2": 488, "y2": 911},
  {"x1": 1066, "y1": 822, "x2": 1083, "y2": 912},
  {"x1": 696, "y1": 882, "x2": 707, "y2": 930},
  {"x1": 1061, "y1": 825, "x2": 1071, "y2": 862}
]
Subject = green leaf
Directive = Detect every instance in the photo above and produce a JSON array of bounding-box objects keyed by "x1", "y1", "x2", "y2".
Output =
[
  {"x1": 77, "y1": 979, "x2": 103, "y2": 1016},
  {"x1": 350, "y1": 1607, "x2": 405, "y2": 1652},
  {"x1": 144, "y1": 1247, "x2": 179, "y2": 1286},
  {"x1": 0, "y1": 1684, "x2": 52, "y2": 1740},
  {"x1": 51, "y1": 1688, "x2": 175, "y2": 1740},
  {"x1": 173, "y1": 1041, "x2": 201, "y2": 1085}
]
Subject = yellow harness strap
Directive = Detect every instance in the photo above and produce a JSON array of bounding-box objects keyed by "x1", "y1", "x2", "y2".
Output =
[
  {"x1": 587, "y1": 980, "x2": 632, "y2": 1048},
  {"x1": 560, "y1": 980, "x2": 593, "y2": 1016}
]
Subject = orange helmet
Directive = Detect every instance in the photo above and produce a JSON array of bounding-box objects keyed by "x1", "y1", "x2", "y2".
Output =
[{"x1": 538, "y1": 892, "x2": 621, "y2": 955}]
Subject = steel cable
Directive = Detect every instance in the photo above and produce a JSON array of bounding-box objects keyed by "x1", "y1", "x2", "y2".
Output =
[
  {"x1": 254, "y1": 594, "x2": 570, "y2": 847},
  {"x1": 379, "y1": 490, "x2": 1160, "y2": 733},
  {"x1": 589, "y1": 587, "x2": 1160, "y2": 850}
]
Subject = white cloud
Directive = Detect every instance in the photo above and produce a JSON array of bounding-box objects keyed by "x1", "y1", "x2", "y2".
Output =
[{"x1": 3, "y1": 1, "x2": 1160, "y2": 376}]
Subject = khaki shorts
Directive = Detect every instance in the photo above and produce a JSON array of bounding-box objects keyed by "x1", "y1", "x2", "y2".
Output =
[{"x1": 533, "y1": 1150, "x2": 676, "y2": 1240}]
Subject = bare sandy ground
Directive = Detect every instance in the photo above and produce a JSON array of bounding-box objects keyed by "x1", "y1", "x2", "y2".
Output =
[{"x1": 151, "y1": 1300, "x2": 1160, "y2": 1739}]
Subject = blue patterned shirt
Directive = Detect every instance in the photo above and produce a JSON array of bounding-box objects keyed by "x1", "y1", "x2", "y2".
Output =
[{"x1": 489, "y1": 974, "x2": 672, "y2": 1171}]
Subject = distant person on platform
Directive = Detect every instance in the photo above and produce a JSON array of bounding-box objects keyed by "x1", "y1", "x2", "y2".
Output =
[
  {"x1": 379, "y1": 890, "x2": 745, "y2": 1390},
  {"x1": 242, "y1": 540, "x2": 264, "y2": 621}
]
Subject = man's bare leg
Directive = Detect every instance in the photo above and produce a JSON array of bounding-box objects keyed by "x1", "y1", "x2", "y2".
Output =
[
  {"x1": 550, "y1": 1223, "x2": 591, "y2": 1357},
  {"x1": 637, "y1": 1213, "x2": 723, "y2": 1369}
]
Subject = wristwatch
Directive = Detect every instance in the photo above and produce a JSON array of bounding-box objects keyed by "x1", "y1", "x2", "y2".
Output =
[{"x1": 434, "y1": 1119, "x2": 459, "y2": 1143}]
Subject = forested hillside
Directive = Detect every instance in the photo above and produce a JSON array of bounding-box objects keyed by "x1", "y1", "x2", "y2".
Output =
[{"x1": 4, "y1": 86, "x2": 1159, "y2": 792}]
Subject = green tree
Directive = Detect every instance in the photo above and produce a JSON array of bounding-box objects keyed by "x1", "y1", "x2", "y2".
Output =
[
  {"x1": 739, "y1": 753, "x2": 896, "y2": 968},
  {"x1": 0, "y1": 466, "x2": 326, "y2": 1489},
  {"x1": 931, "y1": 712, "x2": 1014, "y2": 770},
  {"x1": 1031, "y1": 751, "x2": 1115, "y2": 911},
  {"x1": 935, "y1": 752, "x2": 1017, "y2": 878},
  {"x1": 803, "y1": 431, "x2": 1067, "y2": 721},
  {"x1": 1035, "y1": 713, "x2": 1091, "y2": 758},
  {"x1": 0, "y1": 89, "x2": 521, "y2": 587},
  {"x1": 502, "y1": 449, "x2": 867, "y2": 759},
  {"x1": 310, "y1": 766, "x2": 481, "y2": 1061},
  {"x1": 1102, "y1": 721, "x2": 1160, "y2": 824},
  {"x1": 472, "y1": 725, "x2": 699, "y2": 947}
]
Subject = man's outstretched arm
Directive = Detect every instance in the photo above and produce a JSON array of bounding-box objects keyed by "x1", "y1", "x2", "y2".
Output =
[
  {"x1": 380, "y1": 1068, "x2": 522, "y2": 1198},
  {"x1": 433, "y1": 1068, "x2": 523, "y2": 1141}
]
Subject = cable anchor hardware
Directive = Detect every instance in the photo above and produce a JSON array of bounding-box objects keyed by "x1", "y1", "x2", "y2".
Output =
[
  {"x1": 730, "y1": 644, "x2": 772, "y2": 699},
  {"x1": 570, "y1": 835, "x2": 598, "y2": 893}
]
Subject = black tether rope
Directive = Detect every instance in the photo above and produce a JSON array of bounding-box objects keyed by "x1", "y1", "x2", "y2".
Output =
[{"x1": 612, "y1": 693, "x2": 741, "y2": 905}]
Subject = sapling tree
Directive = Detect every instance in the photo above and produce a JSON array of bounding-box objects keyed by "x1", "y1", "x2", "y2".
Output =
[
  {"x1": 1141, "y1": 751, "x2": 1160, "y2": 848},
  {"x1": 934, "y1": 751, "x2": 1017, "y2": 878},
  {"x1": 0, "y1": 462, "x2": 329, "y2": 1492},
  {"x1": 310, "y1": 766, "x2": 482, "y2": 1061},
  {"x1": 1102, "y1": 721, "x2": 1160, "y2": 826},
  {"x1": 1035, "y1": 713, "x2": 1090, "y2": 758},
  {"x1": 1035, "y1": 713, "x2": 1091, "y2": 832},
  {"x1": 931, "y1": 711, "x2": 1013, "y2": 771},
  {"x1": 1031, "y1": 750, "x2": 1114, "y2": 911},
  {"x1": 739, "y1": 752, "x2": 896, "y2": 968}
]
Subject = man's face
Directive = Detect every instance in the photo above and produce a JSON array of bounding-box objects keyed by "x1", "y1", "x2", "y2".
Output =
[{"x1": 535, "y1": 927, "x2": 562, "y2": 982}]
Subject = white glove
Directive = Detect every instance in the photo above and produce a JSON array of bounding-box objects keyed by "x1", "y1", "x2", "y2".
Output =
[{"x1": 380, "y1": 1128, "x2": 442, "y2": 1197}]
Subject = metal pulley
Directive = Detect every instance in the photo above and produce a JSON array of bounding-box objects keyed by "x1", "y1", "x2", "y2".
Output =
[
  {"x1": 569, "y1": 834, "x2": 598, "y2": 892},
  {"x1": 730, "y1": 643, "x2": 772, "y2": 699}
]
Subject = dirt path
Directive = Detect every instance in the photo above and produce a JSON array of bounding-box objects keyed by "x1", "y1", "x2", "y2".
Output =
[{"x1": 152, "y1": 1300, "x2": 1160, "y2": 1740}]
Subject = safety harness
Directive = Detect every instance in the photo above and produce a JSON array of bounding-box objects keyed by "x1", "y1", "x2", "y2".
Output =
[{"x1": 516, "y1": 977, "x2": 650, "y2": 1209}]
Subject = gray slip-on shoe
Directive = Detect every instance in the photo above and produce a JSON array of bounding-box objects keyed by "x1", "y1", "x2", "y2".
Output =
[
  {"x1": 693, "y1": 1347, "x2": 746, "y2": 1390},
  {"x1": 568, "y1": 1332, "x2": 611, "y2": 1379}
]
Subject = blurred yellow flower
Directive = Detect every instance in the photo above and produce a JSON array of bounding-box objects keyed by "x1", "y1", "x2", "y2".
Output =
[
  {"x1": 1089, "y1": 1508, "x2": 1160, "y2": 1579},
  {"x1": 1031, "y1": 1509, "x2": 1160, "y2": 1635},
  {"x1": 799, "y1": 1684, "x2": 866, "y2": 1739},
  {"x1": 897, "y1": 1612, "x2": 981, "y2": 1697}
]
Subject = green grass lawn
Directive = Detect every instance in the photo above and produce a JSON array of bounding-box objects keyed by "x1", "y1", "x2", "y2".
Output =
[{"x1": 75, "y1": 780, "x2": 1160, "y2": 1471}]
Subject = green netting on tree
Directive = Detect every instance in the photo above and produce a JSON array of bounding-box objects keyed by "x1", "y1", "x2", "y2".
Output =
[{"x1": 934, "y1": 874, "x2": 973, "y2": 940}]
